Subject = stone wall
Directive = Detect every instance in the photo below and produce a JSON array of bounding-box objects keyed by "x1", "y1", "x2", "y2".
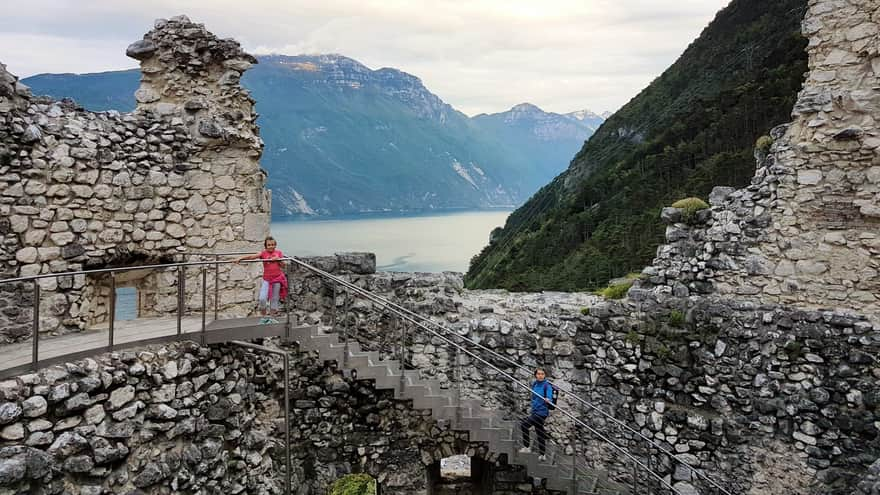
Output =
[
  {"x1": 637, "y1": 0, "x2": 880, "y2": 318},
  {"x1": 288, "y1": 253, "x2": 879, "y2": 494},
  {"x1": 0, "y1": 16, "x2": 271, "y2": 342},
  {"x1": 0, "y1": 335, "x2": 554, "y2": 494},
  {"x1": 0, "y1": 342, "x2": 286, "y2": 494}
]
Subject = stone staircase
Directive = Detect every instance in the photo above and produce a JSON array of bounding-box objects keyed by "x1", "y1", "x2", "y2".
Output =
[{"x1": 290, "y1": 325, "x2": 631, "y2": 495}]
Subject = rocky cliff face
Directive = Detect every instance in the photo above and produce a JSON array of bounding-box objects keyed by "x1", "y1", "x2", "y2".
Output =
[
  {"x1": 267, "y1": 54, "x2": 459, "y2": 124},
  {"x1": 0, "y1": 16, "x2": 271, "y2": 340}
]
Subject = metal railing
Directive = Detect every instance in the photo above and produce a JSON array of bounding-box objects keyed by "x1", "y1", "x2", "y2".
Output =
[
  {"x1": 285, "y1": 255, "x2": 734, "y2": 495},
  {"x1": 0, "y1": 255, "x2": 297, "y2": 494},
  {"x1": 0, "y1": 254, "x2": 734, "y2": 494},
  {"x1": 0, "y1": 255, "x2": 289, "y2": 372}
]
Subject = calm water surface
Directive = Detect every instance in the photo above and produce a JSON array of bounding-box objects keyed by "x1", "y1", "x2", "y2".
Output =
[{"x1": 270, "y1": 210, "x2": 512, "y2": 273}]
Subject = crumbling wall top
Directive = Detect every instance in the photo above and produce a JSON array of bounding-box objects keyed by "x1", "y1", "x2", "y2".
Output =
[
  {"x1": 0, "y1": 62, "x2": 30, "y2": 113},
  {"x1": 125, "y1": 15, "x2": 261, "y2": 148}
]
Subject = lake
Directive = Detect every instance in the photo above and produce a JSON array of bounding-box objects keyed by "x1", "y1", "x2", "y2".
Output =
[{"x1": 270, "y1": 209, "x2": 512, "y2": 273}]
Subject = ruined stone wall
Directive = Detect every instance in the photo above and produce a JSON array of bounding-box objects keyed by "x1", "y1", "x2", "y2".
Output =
[
  {"x1": 637, "y1": 0, "x2": 880, "y2": 318},
  {"x1": 0, "y1": 16, "x2": 271, "y2": 342},
  {"x1": 288, "y1": 253, "x2": 879, "y2": 495},
  {"x1": 0, "y1": 338, "x2": 549, "y2": 495},
  {"x1": 0, "y1": 342, "x2": 285, "y2": 494}
]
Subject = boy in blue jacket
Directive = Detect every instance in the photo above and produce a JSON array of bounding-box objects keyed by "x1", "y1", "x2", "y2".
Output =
[{"x1": 519, "y1": 368, "x2": 553, "y2": 461}]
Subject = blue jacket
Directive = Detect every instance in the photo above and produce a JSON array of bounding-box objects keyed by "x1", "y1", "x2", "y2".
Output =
[{"x1": 530, "y1": 380, "x2": 553, "y2": 417}]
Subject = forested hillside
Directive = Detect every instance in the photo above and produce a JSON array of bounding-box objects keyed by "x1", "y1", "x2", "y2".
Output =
[{"x1": 466, "y1": 0, "x2": 809, "y2": 290}]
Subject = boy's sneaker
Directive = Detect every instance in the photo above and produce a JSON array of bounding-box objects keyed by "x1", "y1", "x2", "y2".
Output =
[
  {"x1": 518, "y1": 447, "x2": 531, "y2": 454},
  {"x1": 259, "y1": 317, "x2": 279, "y2": 325},
  {"x1": 538, "y1": 454, "x2": 547, "y2": 462}
]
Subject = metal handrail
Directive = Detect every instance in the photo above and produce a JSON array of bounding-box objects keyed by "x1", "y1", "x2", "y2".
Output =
[
  {"x1": 1, "y1": 257, "x2": 298, "y2": 493},
  {"x1": 0, "y1": 257, "x2": 265, "y2": 285},
  {"x1": 390, "y1": 295, "x2": 731, "y2": 493},
  {"x1": 0, "y1": 255, "x2": 730, "y2": 494},
  {"x1": 0, "y1": 257, "x2": 278, "y2": 372},
  {"x1": 285, "y1": 255, "x2": 732, "y2": 495},
  {"x1": 283, "y1": 256, "x2": 683, "y2": 494}
]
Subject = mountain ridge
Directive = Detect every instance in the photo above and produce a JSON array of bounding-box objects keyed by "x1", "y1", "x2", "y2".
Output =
[{"x1": 23, "y1": 55, "x2": 603, "y2": 218}]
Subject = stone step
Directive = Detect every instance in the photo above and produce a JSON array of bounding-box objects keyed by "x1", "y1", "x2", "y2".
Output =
[{"x1": 301, "y1": 330, "x2": 630, "y2": 495}]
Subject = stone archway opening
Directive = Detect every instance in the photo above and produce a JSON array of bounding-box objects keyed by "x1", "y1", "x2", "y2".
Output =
[
  {"x1": 79, "y1": 251, "x2": 180, "y2": 329},
  {"x1": 428, "y1": 455, "x2": 493, "y2": 495}
]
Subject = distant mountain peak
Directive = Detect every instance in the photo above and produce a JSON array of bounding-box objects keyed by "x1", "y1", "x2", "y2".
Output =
[
  {"x1": 567, "y1": 109, "x2": 603, "y2": 121},
  {"x1": 510, "y1": 102, "x2": 543, "y2": 113}
]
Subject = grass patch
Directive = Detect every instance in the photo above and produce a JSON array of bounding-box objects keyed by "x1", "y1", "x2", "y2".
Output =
[
  {"x1": 330, "y1": 474, "x2": 377, "y2": 495},
  {"x1": 667, "y1": 310, "x2": 685, "y2": 328},
  {"x1": 596, "y1": 272, "x2": 641, "y2": 300},
  {"x1": 580, "y1": 307, "x2": 590, "y2": 316},
  {"x1": 671, "y1": 197, "x2": 709, "y2": 222},
  {"x1": 755, "y1": 135, "x2": 773, "y2": 153},
  {"x1": 597, "y1": 281, "x2": 633, "y2": 300}
]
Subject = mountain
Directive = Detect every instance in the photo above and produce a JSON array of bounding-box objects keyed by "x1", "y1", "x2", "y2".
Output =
[
  {"x1": 465, "y1": 0, "x2": 809, "y2": 291},
  {"x1": 22, "y1": 56, "x2": 602, "y2": 217},
  {"x1": 471, "y1": 103, "x2": 603, "y2": 184},
  {"x1": 565, "y1": 109, "x2": 606, "y2": 129}
]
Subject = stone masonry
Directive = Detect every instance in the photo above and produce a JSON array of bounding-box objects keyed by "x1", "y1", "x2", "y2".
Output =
[
  {"x1": 637, "y1": 0, "x2": 880, "y2": 318},
  {"x1": 288, "y1": 254, "x2": 878, "y2": 494},
  {"x1": 0, "y1": 16, "x2": 271, "y2": 342},
  {"x1": 0, "y1": 334, "x2": 554, "y2": 494}
]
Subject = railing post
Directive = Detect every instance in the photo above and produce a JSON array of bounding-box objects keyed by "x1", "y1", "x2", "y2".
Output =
[
  {"x1": 177, "y1": 266, "x2": 184, "y2": 336},
  {"x1": 283, "y1": 350, "x2": 291, "y2": 495},
  {"x1": 200, "y1": 266, "x2": 207, "y2": 346},
  {"x1": 214, "y1": 256, "x2": 219, "y2": 321},
  {"x1": 342, "y1": 289, "x2": 350, "y2": 367},
  {"x1": 330, "y1": 283, "x2": 337, "y2": 329},
  {"x1": 31, "y1": 280, "x2": 40, "y2": 370},
  {"x1": 571, "y1": 438, "x2": 578, "y2": 494},
  {"x1": 453, "y1": 344, "x2": 461, "y2": 426},
  {"x1": 284, "y1": 260, "x2": 292, "y2": 342},
  {"x1": 108, "y1": 272, "x2": 116, "y2": 349},
  {"x1": 631, "y1": 437, "x2": 639, "y2": 495},
  {"x1": 399, "y1": 318, "x2": 407, "y2": 391}
]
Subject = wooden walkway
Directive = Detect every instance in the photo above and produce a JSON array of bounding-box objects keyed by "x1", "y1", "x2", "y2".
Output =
[{"x1": 0, "y1": 315, "x2": 305, "y2": 379}]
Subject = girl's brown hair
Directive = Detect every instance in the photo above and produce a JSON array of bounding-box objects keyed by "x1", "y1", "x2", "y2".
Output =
[{"x1": 264, "y1": 236, "x2": 276, "y2": 249}]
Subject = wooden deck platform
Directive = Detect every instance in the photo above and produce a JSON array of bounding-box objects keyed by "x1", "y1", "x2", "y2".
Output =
[{"x1": 0, "y1": 315, "x2": 305, "y2": 379}]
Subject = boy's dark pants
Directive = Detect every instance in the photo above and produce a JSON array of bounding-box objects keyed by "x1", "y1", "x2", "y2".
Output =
[{"x1": 520, "y1": 413, "x2": 547, "y2": 455}]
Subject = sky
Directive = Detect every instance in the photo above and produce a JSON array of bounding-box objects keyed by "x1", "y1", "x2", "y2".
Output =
[{"x1": 0, "y1": 0, "x2": 731, "y2": 116}]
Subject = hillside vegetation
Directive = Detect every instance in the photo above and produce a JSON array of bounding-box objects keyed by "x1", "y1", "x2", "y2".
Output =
[{"x1": 466, "y1": 0, "x2": 808, "y2": 291}]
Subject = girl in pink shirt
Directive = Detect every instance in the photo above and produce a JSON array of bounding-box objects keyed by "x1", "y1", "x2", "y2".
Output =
[{"x1": 236, "y1": 236, "x2": 288, "y2": 316}]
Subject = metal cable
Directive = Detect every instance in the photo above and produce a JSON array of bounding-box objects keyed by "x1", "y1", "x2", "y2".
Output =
[
  {"x1": 284, "y1": 256, "x2": 681, "y2": 494},
  {"x1": 287, "y1": 256, "x2": 730, "y2": 494}
]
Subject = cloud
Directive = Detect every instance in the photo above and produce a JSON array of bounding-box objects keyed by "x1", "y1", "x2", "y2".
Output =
[{"x1": 0, "y1": 0, "x2": 731, "y2": 115}]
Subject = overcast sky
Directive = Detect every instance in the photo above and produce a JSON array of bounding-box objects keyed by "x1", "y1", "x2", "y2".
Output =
[{"x1": 0, "y1": 0, "x2": 731, "y2": 116}]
